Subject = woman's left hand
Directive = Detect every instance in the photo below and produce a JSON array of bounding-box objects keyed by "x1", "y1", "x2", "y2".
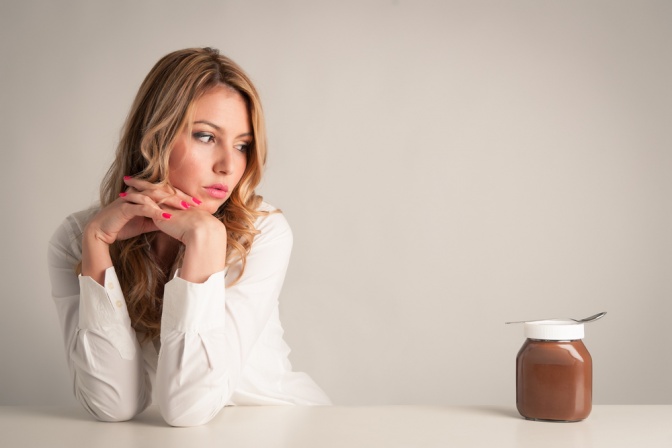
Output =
[
  {"x1": 123, "y1": 177, "x2": 226, "y2": 244},
  {"x1": 157, "y1": 208, "x2": 228, "y2": 283},
  {"x1": 123, "y1": 177, "x2": 228, "y2": 282}
]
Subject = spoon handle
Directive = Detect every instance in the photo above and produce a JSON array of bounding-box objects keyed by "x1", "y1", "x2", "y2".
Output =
[
  {"x1": 505, "y1": 311, "x2": 607, "y2": 325},
  {"x1": 505, "y1": 318, "x2": 555, "y2": 325}
]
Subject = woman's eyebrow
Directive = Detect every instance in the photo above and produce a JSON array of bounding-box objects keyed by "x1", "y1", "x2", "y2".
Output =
[
  {"x1": 193, "y1": 120, "x2": 253, "y2": 139},
  {"x1": 194, "y1": 120, "x2": 222, "y2": 132}
]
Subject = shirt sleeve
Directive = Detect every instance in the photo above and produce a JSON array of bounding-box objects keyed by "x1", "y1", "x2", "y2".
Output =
[
  {"x1": 155, "y1": 210, "x2": 293, "y2": 427},
  {"x1": 47, "y1": 214, "x2": 151, "y2": 422}
]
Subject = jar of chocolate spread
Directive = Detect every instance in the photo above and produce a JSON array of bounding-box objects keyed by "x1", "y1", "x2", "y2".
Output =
[{"x1": 516, "y1": 320, "x2": 592, "y2": 422}]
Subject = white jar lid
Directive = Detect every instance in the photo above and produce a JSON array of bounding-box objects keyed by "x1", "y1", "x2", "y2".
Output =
[{"x1": 524, "y1": 320, "x2": 584, "y2": 340}]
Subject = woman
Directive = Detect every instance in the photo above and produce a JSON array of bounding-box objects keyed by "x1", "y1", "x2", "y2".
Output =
[{"x1": 47, "y1": 47, "x2": 331, "y2": 427}]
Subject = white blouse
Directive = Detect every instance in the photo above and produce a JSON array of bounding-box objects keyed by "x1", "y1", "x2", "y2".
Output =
[{"x1": 47, "y1": 203, "x2": 330, "y2": 427}]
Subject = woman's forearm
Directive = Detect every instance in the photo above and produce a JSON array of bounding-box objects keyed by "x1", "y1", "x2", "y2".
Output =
[
  {"x1": 81, "y1": 227, "x2": 113, "y2": 286},
  {"x1": 179, "y1": 221, "x2": 227, "y2": 284}
]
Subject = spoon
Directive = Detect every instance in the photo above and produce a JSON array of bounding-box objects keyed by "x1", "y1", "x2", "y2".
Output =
[{"x1": 505, "y1": 311, "x2": 607, "y2": 325}]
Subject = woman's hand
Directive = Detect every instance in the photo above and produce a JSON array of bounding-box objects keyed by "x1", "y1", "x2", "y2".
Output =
[
  {"x1": 82, "y1": 179, "x2": 174, "y2": 284},
  {"x1": 121, "y1": 177, "x2": 224, "y2": 246},
  {"x1": 152, "y1": 205, "x2": 229, "y2": 284},
  {"x1": 83, "y1": 176, "x2": 226, "y2": 284},
  {"x1": 123, "y1": 177, "x2": 228, "y2": 283},
  {"x1": 122, "y1": 176, "x2": 202, "y2": 213},
  {"x1": 85, "y1": 191, "x2": 169, "y2": 246}
]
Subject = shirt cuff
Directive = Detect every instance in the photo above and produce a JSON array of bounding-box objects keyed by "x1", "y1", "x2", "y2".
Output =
[
  {"x1": 161, "y1": 270, "x2": 227, "y2": 334},
  {"x1": 78, "y1": 267, "x2": 137, "y2": 359}
]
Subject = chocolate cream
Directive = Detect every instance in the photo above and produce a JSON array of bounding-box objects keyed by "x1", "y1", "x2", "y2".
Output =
[{"x1": 516, "y1": 338, "x2": 592, "y2": 422}]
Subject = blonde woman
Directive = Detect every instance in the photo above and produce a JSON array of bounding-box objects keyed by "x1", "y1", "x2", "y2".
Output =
[{"x1": 47, "y1": 47, "x2": 330, "y2": 427}]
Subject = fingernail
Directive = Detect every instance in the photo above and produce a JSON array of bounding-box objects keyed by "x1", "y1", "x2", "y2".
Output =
[
  {"x1": 180, "y1": 201, "x2": 190, "y2": 209},
  {"x1": 162, "y1": 213, "x2": 172, "y2": 219},
  {"x1": 123, "y1": 176, "x2": 132, "y2": 180},
  {"x1": 119, "y1": 192, "x2": 127, "y2": 197},
  {"x1": 192, "y1": 197, "x2": 202, "y2": 205}
]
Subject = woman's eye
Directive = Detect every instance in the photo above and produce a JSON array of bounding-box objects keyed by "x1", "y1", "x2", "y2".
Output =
[
  {"x1": 235, "y1": 143, "x2": 250, "y2": 153},
  {"x1": 194, "y1": 132, "x2": 215, "y2": 143}
]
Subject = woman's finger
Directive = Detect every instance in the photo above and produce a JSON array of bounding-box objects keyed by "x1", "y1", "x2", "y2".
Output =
[
  {"x1": 123, "y1": 201, "x2": 172, "y2": 222},
  {"x1": 123, "y1": 177, "x2": 202, "y2": 209},
  {"x1": 89, "y1": 193, "x2": 172, "y2": 244},
  {"x1": 118, "y1": 191, "x2": 172, "y2": 221},
  {"x1": 122, "y1": 176, "x2": 160, "y2": 191},
  {"x1": 119, "y1": 190, "x2": 161, "y2": 209},
  {"x1": 123, "y1": 184, "x2": 181, "y2": 209}
]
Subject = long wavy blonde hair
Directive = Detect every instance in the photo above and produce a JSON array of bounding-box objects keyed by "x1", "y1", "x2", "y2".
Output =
[{"x1": 81, "y1": 47, "x2": 269, "y2": 340}]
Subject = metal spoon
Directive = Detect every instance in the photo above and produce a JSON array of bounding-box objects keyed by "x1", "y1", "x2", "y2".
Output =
[{"x1": 505, "y1": 311, "x2": 607, "y2": 325}]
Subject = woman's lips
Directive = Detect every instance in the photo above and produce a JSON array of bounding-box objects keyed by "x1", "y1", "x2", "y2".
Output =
[{"x1": 204, "y1": 184, "x2": 229, "y2": 199}]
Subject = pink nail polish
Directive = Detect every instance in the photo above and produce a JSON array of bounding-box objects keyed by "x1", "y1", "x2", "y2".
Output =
[
  {"x1": 180, "y1": 201, "x2": 190, "y2": 209},
  {"x1": 162, "y1": 213, "x2": 172, "y2": 219},
  {"x1": 123, "y1": 176, "x2": 132, "y2": 180},
  {"x1": 192, "y1": 197, "x2": 202, "y2": 205},
  {"x1": 119, "y1": 192, "x2": 127, "y2": 197}
]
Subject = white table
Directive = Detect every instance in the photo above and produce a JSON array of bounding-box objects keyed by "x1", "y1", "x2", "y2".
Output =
[{"x1": 1, "y1": 405, "x2": 670, "y2": 447}]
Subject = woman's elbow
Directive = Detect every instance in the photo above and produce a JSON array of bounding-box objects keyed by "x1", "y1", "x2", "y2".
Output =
[
  {"x1": 158, "y1": 389, "x2": 227, "y2": 427},
  {"x1": 76, "y1": 389, "x2": 142, "y2": 422},
  {"x1": 159, "y1": 404, "x2": 220, "y2": 427}
]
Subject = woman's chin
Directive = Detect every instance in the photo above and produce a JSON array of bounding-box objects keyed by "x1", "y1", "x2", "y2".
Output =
[{"x1": 205, "y1": 201, "x2": 226, "y2": 215}]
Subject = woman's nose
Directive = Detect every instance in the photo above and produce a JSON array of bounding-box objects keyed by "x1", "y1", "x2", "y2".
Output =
[{"x1": 214, "y1": 146, "x2": 235, "y2": 174}]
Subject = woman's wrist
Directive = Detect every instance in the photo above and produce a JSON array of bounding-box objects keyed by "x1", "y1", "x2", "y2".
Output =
[
  {"x1": 179, "y1": 220, "x2": 227, "y2": 283},
  {"x1": 81, "y1": 225, "x2": 113, "y2": 285},
  {"x1": 181, "y1": 217, "x2": 226, "y2": 247}
]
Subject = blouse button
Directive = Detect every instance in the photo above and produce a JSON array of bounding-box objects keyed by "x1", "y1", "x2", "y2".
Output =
[
  {"x1": 115, "y1": 300, "x2": 122, "y2": 308},
  {"x1": 107, "y1": 282, "x2": 115, "y2": 290}
]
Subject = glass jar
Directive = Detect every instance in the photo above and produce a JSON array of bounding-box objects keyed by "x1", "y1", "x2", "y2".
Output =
[{"x1": 516, "y1": 320, "x2": 592, "y2": 422}]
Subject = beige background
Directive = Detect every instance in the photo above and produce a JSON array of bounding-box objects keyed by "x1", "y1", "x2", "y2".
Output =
[{"x1": 1, "y1": 0, "x2": 670, "y2": 406}]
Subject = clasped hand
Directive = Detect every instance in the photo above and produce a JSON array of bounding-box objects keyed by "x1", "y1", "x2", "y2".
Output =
[{"x1": 85, "y1": 177, "x2": 225, "y2": 247}]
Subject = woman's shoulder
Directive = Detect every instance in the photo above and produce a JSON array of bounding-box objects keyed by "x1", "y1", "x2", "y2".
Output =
[
  {"x1": 253, "y1": 201, "x2": 292, "y2": 243},
  {"x1": 255, "y1": 200, "x2": 279, "y2": 214},
  {"x1": 48, "y1": 205, "x2": 100, "y2": 261},
  {"x1": 56, "y1": 205, "x2": 100, "y2": 235}
]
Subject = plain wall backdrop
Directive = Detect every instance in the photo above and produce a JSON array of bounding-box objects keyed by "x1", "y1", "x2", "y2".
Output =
[{"x1": 1, "y1": 0, "x2": 670, "y2": 406}]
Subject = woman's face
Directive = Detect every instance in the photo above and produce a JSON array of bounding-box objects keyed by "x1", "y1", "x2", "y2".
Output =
[{"x1": 168, "y1": 84, "x2": 251, "y2": 214}]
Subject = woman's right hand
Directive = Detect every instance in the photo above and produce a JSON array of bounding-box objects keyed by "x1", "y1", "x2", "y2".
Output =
[
  {"x1": 81, "y1": 185, "x2": 174, "y2": 284},
  {"x1": 84, "y1": 191, "x2": 170, "y2": 246},
  {"x1": 82, "y1": 177, "x2": 203, "y2": 284}
]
